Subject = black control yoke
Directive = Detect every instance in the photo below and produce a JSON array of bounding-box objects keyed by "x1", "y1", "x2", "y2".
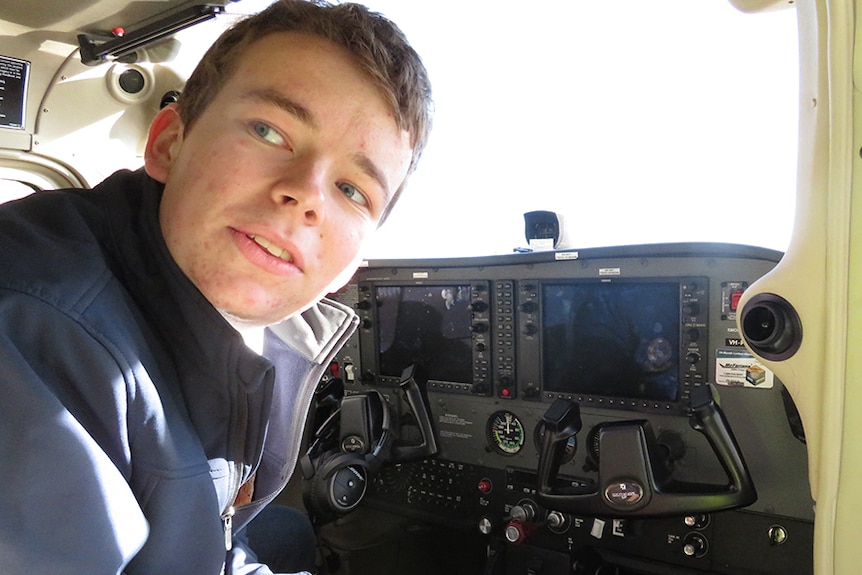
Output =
[
  {"x1": 389, "y1": 365, "x2": 440, "y2": 461},
  {"x1": 535, "y1": 385, "x2": 757, "y2": 516}
]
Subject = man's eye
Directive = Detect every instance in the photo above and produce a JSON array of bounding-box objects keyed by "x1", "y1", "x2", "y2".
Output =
[
  {"x1": 337, "y1": 182, "x2": 368, "y2": 207},
  {"x1": 252, "y1": 121, "x2": 285, "y2": 146}
]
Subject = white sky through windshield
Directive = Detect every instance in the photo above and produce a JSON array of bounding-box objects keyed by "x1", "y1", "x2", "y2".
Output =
[{"x1": 358, "y1": 1, "x2": 799, "y2": 258}]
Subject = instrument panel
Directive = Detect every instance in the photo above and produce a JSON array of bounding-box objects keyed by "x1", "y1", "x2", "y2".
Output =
[{"x1": 321, "y1": 243, "x2": 813, "y2": 575}]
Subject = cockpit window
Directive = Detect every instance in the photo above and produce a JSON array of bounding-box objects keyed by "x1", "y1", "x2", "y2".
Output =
[{"x1": 353, "y1": 1, "x2": 799, "y2": 259}]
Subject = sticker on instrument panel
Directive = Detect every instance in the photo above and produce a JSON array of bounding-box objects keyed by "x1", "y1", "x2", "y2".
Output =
[{"x1": 715, "y1": 348, "x2": 774, "y2": 389}]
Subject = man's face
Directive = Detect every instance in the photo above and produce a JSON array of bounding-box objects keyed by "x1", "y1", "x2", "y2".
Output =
[{"x1": 147, "y1": 33, "x2": 412, "y2": 325}]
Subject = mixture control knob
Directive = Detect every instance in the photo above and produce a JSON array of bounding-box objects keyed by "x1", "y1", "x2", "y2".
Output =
[
  {"x1": 504, "y1": 522, "x2": 524, "y2": 544},
  {"x1": 504, "y1": 521, "x2": 537, "y2": 545}
]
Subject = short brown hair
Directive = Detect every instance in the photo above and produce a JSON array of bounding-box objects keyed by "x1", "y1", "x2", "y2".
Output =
[{"x1": 179, "y1": 0, "x2": 433, "y2": 218}]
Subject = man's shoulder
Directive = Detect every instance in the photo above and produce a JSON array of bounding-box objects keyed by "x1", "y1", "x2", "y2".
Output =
[
  {"x1": 0, "y1": 169, "x2": 147, "y2": 313},
  {"x1": 0, "y1": 190, "x2": 111, "y2": 311}
]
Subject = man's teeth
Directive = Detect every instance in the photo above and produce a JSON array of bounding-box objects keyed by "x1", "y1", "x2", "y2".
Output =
[{"x1": 248, "y1": 234, "x2": 293, "y2": 262}]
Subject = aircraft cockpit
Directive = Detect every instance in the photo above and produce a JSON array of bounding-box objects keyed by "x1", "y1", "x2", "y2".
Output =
[
  {"x1": 3, "y1": 0, "x2": 859, "y2": 574},
  {"x1": 298, "y1": 242, "x2": 812, "y2": 575}
]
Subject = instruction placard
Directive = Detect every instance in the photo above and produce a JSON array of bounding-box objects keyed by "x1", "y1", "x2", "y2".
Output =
[
  {"x1": 0, "y1": 56, "x2": 29, "y2": 130},
  {"x1": 715, "y1": 348, "x2": 774, "y2": 389}
]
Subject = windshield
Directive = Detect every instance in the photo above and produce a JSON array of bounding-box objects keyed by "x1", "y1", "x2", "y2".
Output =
[{"x1": 352, "y1": 0, "x2": 799, "y2": 258}]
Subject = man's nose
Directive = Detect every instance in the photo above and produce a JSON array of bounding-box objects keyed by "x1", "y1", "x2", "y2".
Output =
[{"x1": 271, "y1": 163, "x2": 327, "y2": 225}]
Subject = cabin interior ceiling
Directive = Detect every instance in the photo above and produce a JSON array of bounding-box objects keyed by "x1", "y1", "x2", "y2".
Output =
[
  {"x1": 0, "y1": 0, "x2": 231, "y2": 42},
  {"x1": 0, "y1": 1, "x2": 253, "y2": 187}
]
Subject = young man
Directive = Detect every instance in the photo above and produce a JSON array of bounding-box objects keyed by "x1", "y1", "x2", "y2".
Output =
[{"x1": 0, "y1": 1, "x2": 432, "y2": 574}]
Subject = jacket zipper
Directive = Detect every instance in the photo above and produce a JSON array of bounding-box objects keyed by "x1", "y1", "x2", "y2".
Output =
[
  {"x1": 221, "y1": 460, "x2": 244, "y2": 575},
  {"x1": 222, "y1": 504, "x2": 235, "y2": 551},
  {"x1": 223, "y1": 384, "x2": 250, "y2": 571}
]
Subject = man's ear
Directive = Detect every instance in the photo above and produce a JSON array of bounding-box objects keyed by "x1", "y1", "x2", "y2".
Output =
[{"x1": 144, "y1": 104, "x2": 184, "y2": 183}]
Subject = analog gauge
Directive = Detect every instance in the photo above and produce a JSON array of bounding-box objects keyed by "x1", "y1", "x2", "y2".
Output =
[
  {"x1": 533, "y1": 422, "x2": 577, "y2": 464},
  {"x1": 487, "y1": 410, "x2": 526, "y2": 455}
]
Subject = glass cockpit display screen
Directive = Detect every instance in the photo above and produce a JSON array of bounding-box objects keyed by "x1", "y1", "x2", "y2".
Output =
[
  {"x1": 375, "y1": 285, "x2": 474, "y2": 384},
  {"x1": 542, "y1": 281, "x2": 681, "y2": 402}
]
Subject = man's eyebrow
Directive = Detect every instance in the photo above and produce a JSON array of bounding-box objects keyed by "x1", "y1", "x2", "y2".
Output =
[
  {"x1": 240, "y1": 88, "x2": 318, "y2": 130},
  {"x1": 352, "y1": 153, "x2": 392, "y2": 201}
]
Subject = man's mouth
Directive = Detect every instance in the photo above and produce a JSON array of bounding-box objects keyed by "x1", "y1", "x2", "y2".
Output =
[{"x1": 248, "y1": 234, "x2": 293, "y2": 262}]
